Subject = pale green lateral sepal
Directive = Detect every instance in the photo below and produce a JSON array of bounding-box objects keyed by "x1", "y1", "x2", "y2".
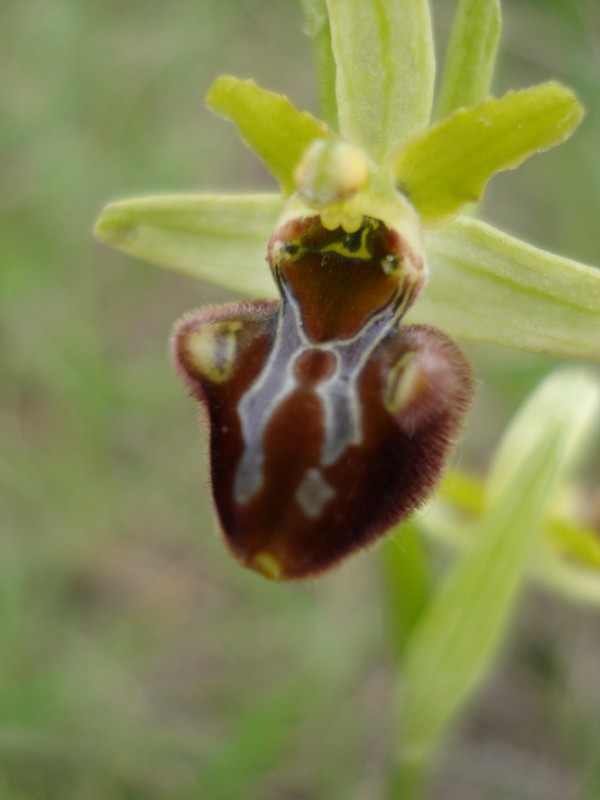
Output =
[
  {"x1": 393, "y1": 82, "x2": 584, "y2": 224},
  {"x1": 437, "y1": 0, "x2": 501, "y2": 119},
  {"x1": 94, "y1": 194, "x2": 282, "y2": 298},
  {"x1": 299, "y1": 0, "x2": 338, "y2": 129},
  {"x1": 205, "y1": 76, "x2": 331, "y2": 196},
  {"x1": 394, "y1": 369, "x2": 598, "y2": 785},
  {"x1": 407, "y1": 217, "x2": 600, "y2": 361},
  {"x1": 326, "y1": 0, "x2": 435, "y2": 161}
]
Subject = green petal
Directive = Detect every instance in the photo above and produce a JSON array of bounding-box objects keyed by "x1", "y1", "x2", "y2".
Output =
[
  {"x1": 393, "y1": 82, "x2": 584, "y2": 224},
  {"x1": 326, "y1": 0, "x2": 435, "y2": 161},
  {"x1": 406, "y1": 217, "x2": 600, "y2": 361},
  {"x1": 94, "y1": 193, "x2": 282, "y2": 297},
  {"x1": 205, "y1": 76, "x2": 331, "y2": 196},
  {"x1": 396, "y1": 369, "x2": 595, "y2": 774},
  {"x1": 437, "y1": 0, "x2": 501, "y2": 119},
  {"x1": 299, "y1": 0, "x2": 338, "y2": 129}
]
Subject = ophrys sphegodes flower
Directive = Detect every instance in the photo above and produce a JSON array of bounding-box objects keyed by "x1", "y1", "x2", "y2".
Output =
[{"x1": 172, "y1": 143, "x2": 473, "y2": 580}]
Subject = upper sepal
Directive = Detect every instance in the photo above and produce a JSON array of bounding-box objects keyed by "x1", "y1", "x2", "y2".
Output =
[{"x1": 326, "y1": 0, "x2": 435, "y2": 159}]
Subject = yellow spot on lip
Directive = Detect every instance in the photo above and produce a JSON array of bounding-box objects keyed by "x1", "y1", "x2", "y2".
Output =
[
  {"x1": 252, "y1": 552, "x2": 284, "y2": 582},
  {"x1": 385, "y1": 352, "x2": 429, "y2": 413},
  {"x1": 185, "y1": 321, "x2": 241, "y2": 383}
]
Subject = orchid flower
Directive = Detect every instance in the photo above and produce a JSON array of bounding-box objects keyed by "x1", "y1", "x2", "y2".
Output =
[{"x1": 94, "y1": 0, "x2": 600, "y2": 581}]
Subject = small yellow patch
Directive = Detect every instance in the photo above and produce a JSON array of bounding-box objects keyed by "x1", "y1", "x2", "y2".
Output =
[
  {"x1": 385, "y1": 352, "x2": 428, "y2": 413},
  {"x1": 252, "y1": 552, "x2": 284, "y2": 582},
  {"x1": 186, "y1": 321, "x2": 242, "y2": 383},
  {"x1": 319, "y1": 195, "x2": 364, "y2": 234}
]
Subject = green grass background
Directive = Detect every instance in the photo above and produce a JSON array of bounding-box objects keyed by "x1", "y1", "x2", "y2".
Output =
[{"x1": 1, "y1": 1, "x2": 599, "y2": 798}]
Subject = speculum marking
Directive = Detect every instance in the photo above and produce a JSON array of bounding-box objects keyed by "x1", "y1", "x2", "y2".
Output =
[
  {"x1": 233, "y1": 277, "x2": 403, "y2": 506},
  {"x1": 295, "y1": 468, "x2": 336, "y2": 519}
]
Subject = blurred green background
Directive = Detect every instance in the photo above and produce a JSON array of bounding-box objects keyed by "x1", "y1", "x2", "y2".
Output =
[{"x1": 1, "y1": 1, "x2": 599, "y2": 798}]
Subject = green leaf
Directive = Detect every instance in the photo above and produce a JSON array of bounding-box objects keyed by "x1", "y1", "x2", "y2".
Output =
[
  {"x1": 205, "y1": 76, "x2": 331, "y2": 195},
  {"x1": 396, "y1": 369, "x2": 598, "y2": 780},
  {"x1": 422, "y1": 506, "x2": 600, "y2": 608},
  {"x1": 487, "y1": 366, "x2": 600, "y2": 503},
  {"x1": 437, "y1": 0, "x2": 501, "y2": 119},
  {"x1": 407, "y1": 216, "x2": 600, "y2": 361},
  {"x1": 299, "y1": 0, "x2": 338, "y2": 129},
  {"x1": 326, "y1": 0, "x2": 435, "y2": 161},
  {"x1": 393, "y1": 82, "x2": 584, "y2": 224},
  {"x1": 420, "y1": 376, "x2": 600, "y2": 608},
  {"x1": 94, "y1": 193, "x2": 282, "y2": 298}
]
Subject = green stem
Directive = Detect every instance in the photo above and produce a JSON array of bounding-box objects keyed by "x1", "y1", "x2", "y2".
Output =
[
  {"x1": 380, "y1": 524, "x2": 430, "y2": 799},
  {"x1": 380, "y1": 523, "x2": 430, "y2": 662}
]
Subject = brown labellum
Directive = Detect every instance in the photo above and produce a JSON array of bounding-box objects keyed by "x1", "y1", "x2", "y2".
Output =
[{"x1": 172, "y1": 214, "x2": 473, "y2": 581}]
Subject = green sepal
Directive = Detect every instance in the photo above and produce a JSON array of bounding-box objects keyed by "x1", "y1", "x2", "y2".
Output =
[
  {"x1": 205, "y1": 76, "x2": 331, "y2": 196},
  {"x1": 93, "y1": 193, "x2": 282, "y2": 297},
  {"x1": 393, "y1": 82, "x2": 584, "y2": 224},
  {"x1": 437, "y1": 0, "x2": 501, "y2": 119},
  {"x1": 407, "y1": 217, "x2": 600, "y2": 361},
  {"x1": 326, "y1": 0, "x2": 435, "y2": 161}
]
